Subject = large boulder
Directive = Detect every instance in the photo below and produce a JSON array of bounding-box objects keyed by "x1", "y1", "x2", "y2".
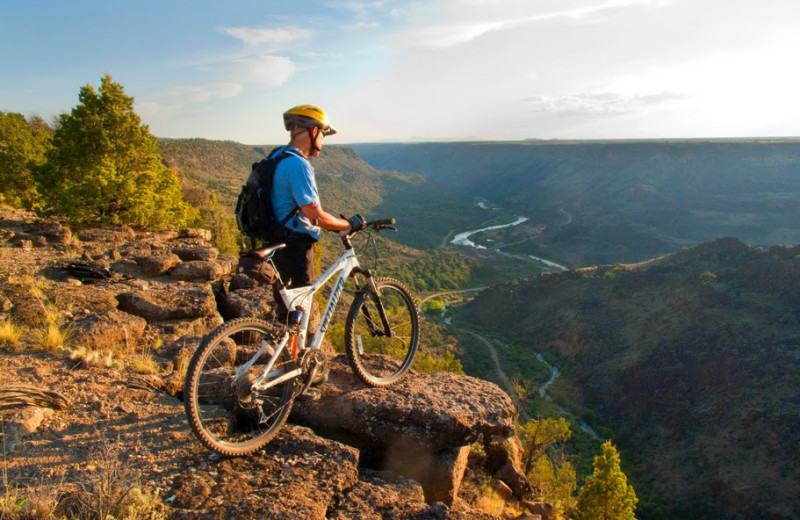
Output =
[
  {"x1": 220, "y1": 286, "x2": 277, "y2": 320},
  {"x1": 293, "y1": 358, "x2": 515, "y2": 452},
  {"x1": 136, "y1": 252, "x2": 181, "y2": 277},
  {"x1": 171, "y1": 245, "x2": 219, "y2": 262},
  {"x1": 291, "y1": 356, "x2": 516, "y2": 504},
  {"x1": 70, "y1": 309, "x2": 148, "y2": 352},
  {"x1": 168, "y1": 260, "x2": 225, "y2": 282},
  {"x1": 116, "y1": 284, "x2": 218, "y2": 323}
]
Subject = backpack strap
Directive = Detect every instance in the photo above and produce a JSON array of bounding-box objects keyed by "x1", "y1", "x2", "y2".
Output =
[{"x1": 266, "y1": 148, "x2": 301, "y2": 226}]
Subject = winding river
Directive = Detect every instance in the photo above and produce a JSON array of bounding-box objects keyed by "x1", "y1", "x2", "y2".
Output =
[
  {"x1": 450, "y1": 213, "x2": 568, "y2": 271},
  {"x1": 446, "y1": 209, "x2": 600, "y2": 437}
]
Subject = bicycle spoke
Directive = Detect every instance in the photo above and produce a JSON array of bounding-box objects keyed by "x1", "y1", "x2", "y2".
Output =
[
  {"x1": 345, "y1": 278, "x2": 420, "y2": 387},
  {"x1": 184, "y1": 319, "x2": 297, "y2": 456}
]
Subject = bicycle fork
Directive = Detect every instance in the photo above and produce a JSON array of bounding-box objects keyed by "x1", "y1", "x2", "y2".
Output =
[{"x1": 358, "y1": 276, "x2": 393, "y2": 344}]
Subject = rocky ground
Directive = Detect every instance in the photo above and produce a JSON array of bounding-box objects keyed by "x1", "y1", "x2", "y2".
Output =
[{"x1": 0, "y1": 209, "x2": 548, "y2": 520}]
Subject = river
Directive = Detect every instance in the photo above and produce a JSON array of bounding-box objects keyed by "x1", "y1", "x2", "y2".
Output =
[
  {"x1": 447, "y1": 210, "x2": 601, "y2": 437},
  {"x1": 451, "y1": 216, "x2": 530, "y2": 249},
  {"x1": 450, "y1": 213, "x2": 568, "y2": 271}
]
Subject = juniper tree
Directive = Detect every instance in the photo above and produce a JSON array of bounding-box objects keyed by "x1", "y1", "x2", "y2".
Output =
[{"x1": 35, "y1": 75, "x2": 194, "y2": 229}]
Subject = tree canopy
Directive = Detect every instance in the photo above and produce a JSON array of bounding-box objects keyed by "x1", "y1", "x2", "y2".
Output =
[
  {"x1": 575, "y1": 440, "x2": 638, "y2": 520},
  {"x1": 34, "y1": 75, "x2": 194, "y2": 229},
  {"x1": 0, "y1": 111, "x2": 51, "y2": 208}
]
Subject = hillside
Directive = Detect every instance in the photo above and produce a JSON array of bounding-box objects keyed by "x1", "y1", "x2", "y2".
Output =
[
  {"x1": 158, "y1": 138, "x2": 537, "y2": 287},
  {"x1": 353, "y1": 140, "x2": 800, "y2": 265},
  {"x1": 158, "y1": 139, "x2": 384, "y2": 214},
  {"x1": 457, "y1": 238, "x2": 800, "y2": 520}
]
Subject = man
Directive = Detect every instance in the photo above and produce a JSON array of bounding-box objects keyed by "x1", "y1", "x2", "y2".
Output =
[{"x1": 269, "y1": 104, "x2": 364, "y2": 294}]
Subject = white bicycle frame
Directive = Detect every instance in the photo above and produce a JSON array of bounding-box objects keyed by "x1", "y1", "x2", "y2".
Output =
[{"x1": 245, "y1": 246, "x2": 363, "y2": 392}]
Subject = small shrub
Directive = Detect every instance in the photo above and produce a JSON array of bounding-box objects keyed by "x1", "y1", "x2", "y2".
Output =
[
  {"x1": 68, "y1": 347, "x2": 120, "y2": 370},
  {"x1": 129, "y1": 353, "x2": 160, "y2": 375},
  {"x1": 0, "y1": 318, "x2": 22, "y2": 349},
  {"x1": 0, "y1": 484, "x2": 60, "y2": 520},
  {"x1": 36, "y1": 322, "x2": 74, "y2": 352},
  {"x1": 56, "y1": 442, "x2": 167, "y2": 520}
]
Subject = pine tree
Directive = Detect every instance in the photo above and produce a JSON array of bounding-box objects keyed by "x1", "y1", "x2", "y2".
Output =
[
  {"x1": 575, "y1": 440, "x2": 638, "y2": 520},
  {"x1": 34, "y1": 75, "x2": 195, "y2": 229}
]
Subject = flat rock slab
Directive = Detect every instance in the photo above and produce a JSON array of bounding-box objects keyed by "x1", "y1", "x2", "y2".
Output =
[{"x1": 293, "y1": 357, "x2": 516, "y2": 453}]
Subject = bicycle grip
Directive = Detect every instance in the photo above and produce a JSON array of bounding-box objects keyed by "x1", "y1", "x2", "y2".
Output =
[{"x1": 370, "y1": 218, "x2": 396, "y2": 228}]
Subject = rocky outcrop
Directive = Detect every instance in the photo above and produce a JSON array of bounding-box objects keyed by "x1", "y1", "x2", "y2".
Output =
[
  {"x1": 291, "y1": 357, "x2": 517, "y2": 504},
  {"x1": 0, "y1": 210, "x2": 525, "y2": 519}
]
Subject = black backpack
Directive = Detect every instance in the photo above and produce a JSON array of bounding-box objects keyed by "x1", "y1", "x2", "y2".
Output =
[{"x1": 235, "y1": 148, "x2": 299, "y2": 245}]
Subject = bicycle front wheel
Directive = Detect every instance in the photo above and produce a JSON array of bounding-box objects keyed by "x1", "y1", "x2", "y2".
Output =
[
  {"x1": 345, "y1": 277, "x2": 420, "y2": 387},
  {"x1": 183, "y1": 318, "x2": 296, "y2": 456}
]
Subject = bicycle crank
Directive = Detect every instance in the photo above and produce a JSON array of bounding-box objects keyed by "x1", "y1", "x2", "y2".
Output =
[{"x1": 298, "y1": 350, "x2": 328, "y2": 396}]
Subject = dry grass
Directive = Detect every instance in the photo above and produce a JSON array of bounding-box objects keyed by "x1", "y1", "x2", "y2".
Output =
[
  {"x1": 471, "y1": 481, "x2": 523, "y2": 517},
  {"x1": 1, "y1": 442, "x2": 167, "y2": 520},
  {"x1": 35, "y1": 322, "x2": 74, "y2": 352},
  {"x1": 128, "y1": 353, "x2": 160, "y2": 375},
  {"x1": 58, "y1": 442, "x2": 166, "y2": 520},
  {"x1": 67, "y1": 347, "x2": 120, "y2": 370},
  {"x1": 0, "y1": 485, "x2": 61, "y2": 520},
  {"x1": 0, "y1": 318, "x2": 22, "y2": 349}
]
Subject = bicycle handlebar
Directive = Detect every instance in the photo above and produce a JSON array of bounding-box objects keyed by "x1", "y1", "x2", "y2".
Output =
[{"x1": 367, "y1": 218, "x2": 396, "y2": 231}]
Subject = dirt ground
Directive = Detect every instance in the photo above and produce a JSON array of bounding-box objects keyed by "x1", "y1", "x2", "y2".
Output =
[{"x1": 1, "y1": 346, "x2": 202, "y2": 501}]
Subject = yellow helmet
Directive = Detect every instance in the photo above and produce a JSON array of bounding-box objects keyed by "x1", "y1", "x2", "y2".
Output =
[{"x1": 283, "y1": 104, "x2": 337, "y2": 136}]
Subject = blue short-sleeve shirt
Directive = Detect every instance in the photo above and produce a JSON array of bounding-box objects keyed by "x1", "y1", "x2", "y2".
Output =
[{"x1": 271, "y1": 146, "x2": 321, "y2": 241}]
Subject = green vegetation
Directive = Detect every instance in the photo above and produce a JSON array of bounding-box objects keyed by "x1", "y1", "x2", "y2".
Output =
[
  {"x1": 354, "y1": 140, "x2": 800, "y2": 265},
  {"x1": 0, "y1": 111, "x2": 51, "y2": 209},
  {"x1": 575, "y1": 441, "x2": 638, "y2": 520},
  {"x1": 520, "y1": 418, "x2": 576, "y2": 513},
  {"x1": 413, "y1": 318, "x2": 463, "y2": 374},
  {"x1": 34, "y1": 75, "x2": 194, "y2": 229},
  {"x1": 458, "y1": 238, "x2": 800, "y2": 519},
  {"x1": 391, "y1": 250, "x2": 479, "y2": 292}
]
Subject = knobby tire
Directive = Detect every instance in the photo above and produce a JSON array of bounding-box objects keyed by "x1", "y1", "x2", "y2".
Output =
[
  {"x1": 183, "y1": 318, "x2": 296, "y2": 456},
  {"x1": 344, "y1": 277, "x2": 420, "y2": 387}
]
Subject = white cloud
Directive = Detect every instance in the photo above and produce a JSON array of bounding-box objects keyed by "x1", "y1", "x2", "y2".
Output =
[
  {"x1": 340, "y1": 20, "x2": 380, "y2": 31},
  {"x1": 238, "y1": 55, "x2": 297, "y2": 88},
  {"x1": 396, "y1": 0, "x2": 669, "y2": 48},
  {"x1": 523, "y1": 91, "x2": 690, "y2": 117},
  {"x1": 218, "y1": 25, "x2": 313, "y2": 49},
  {"x1": 398, "y1": 21, "x2": 503, "y2": 48},
  {"x1": 165, "y1": 83, "x2": 242, "y2": 103}
]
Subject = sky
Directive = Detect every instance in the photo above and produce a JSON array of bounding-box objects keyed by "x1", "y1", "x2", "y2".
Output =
[{"x1": 2, "y1": 0, "x2": 799, "y2": 144}]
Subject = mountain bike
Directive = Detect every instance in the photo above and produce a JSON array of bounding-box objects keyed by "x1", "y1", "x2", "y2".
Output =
[{"x1": 183, "y1": 218, "x2": 420, "y2": 456}]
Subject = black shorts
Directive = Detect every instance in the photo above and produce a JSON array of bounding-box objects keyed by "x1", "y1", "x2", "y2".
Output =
[{"x1": 272, "y1": 233, "x2": 315, "y2": 288}]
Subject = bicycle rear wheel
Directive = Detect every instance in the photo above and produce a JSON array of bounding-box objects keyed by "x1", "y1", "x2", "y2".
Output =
[
  {"x1": 345, "y1": 277, "x2": 419, "y2": 387},
  {"x1": 183, "y1": 318, "x2": 296, "y2": 456}
]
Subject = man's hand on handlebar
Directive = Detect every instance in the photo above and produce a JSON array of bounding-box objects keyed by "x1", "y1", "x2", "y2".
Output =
[
  {"x1": 347, "y1": 214, "x2": 366, "y2": 231},
  {"x1": 337, "y1": 215, "x2": 396, "y2": 234}
]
